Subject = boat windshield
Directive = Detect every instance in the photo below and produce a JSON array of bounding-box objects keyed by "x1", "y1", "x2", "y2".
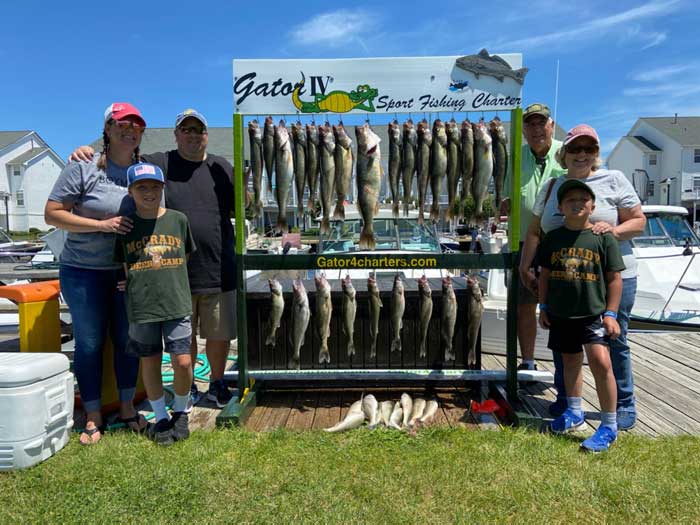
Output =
[
  {"x1": 632, "y1": 214, "x2": 700, "y2": 248},
  {"x1": 319, "y1": 218, "x2": 441, "y2": 254}
]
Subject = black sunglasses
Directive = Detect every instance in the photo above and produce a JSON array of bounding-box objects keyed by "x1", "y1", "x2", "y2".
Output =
[
  {"x1": 567, "y1": 145, "x2": 598, "y2": 154},
  {"x1": 178, "y1": 126, "x2": 207, "y2": 135}
]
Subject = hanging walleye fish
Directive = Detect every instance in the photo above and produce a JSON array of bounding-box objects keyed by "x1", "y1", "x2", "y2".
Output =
[
  {"x1": 445, "y1": 119, "x2": 461, "y2": 220},
  {"x1": 429, "y1": 119, "x2": 448, "y2": 223},
  {"x1": 274, "y1": 120, "x2": 294, "y2": 233},
  {"x1": 291, "y1": 121, "x2": 307, "y2": 216},
  {"x1": 290, "y1": 279, "x2": 310, "y2": 370},
  {"x1": 417, "y1": 275, "x2": 433, "y2": 359},
  {"x1": 333, "y1": 123, "x2": 354, "y2": 220},
  {"x1": 489, "y1": 117, "x2": 508, "y2": 213},
  {"x1": 355, "y1": 123, "x2": 382, "y2": 250},
  {"x1": 466, "y1": 276, "x2": 484, "y2": 367},
  {"x1": 388, "y1": 120, "x2": 402, "y2": 219},
  {"x1": 472, "y1": 120, "x2": 493, "y2": 219},
  {"x1": 341, "y1": 274, "x2": 357, "y2": 357},
  {"x1": 390, "y1": 274, "x2": 405, "y2": 353},
  {"x1": 460, "y1": 119, "x2": 474, "y2": 212},
  {"x1": 441, "y1": 275, "x2": 458, "y2": 362},
  {"x1": 416, "y1": 119, "x2": 432, "y2": 225},
  {"x1": 315, "y1": 273, "x2": 333, "y2": 364},
  {"x1": 318, "y1": 124, "x2": 336, "y2": 235},
  {"x1": 367, "y1": 272, "x2": 382, "y2": 359},
  {"x1": 248, "y1": 119, "x2": 264, "y2": 218},
  {"x1": 305, "y1": 123, "x2": 320, "y2": 213},
  {"x1": 402, "y1": 119, "x2": 417, "y2": 216},
  {"x1": 265, "y1": 278, "x2": 284, "y2": 347},
  {"x1": 263, "y1": 116, "x2": 275, "y2": 193}
]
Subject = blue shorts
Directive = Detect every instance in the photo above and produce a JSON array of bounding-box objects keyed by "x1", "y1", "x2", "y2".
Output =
[
  {"x1": 126, "y1": 316, "x2": 192, "y2": 358},
  {"x1": 547, "y1": 313, "x2": 608, "y2": 354}
]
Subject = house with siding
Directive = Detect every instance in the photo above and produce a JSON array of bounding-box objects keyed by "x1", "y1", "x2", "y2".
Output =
[
  {"x1": 607, "y1": 117, "x2": 700, "y2": 217},
  {"x1": 0, "y1": 131, "x2": 65, "y2": 231}
]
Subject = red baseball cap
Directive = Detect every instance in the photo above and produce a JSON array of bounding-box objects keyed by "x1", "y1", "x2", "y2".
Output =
[
  {"x1": 564, "y1": 124, "x2": 599, "y2": 146},
  {"x1": 104, "y1": 102, "x2": 146, "y2": 127}
]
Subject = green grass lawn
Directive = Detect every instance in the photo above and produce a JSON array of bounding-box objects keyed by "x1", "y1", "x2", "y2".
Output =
[{"x1": 1, "y1": 427, "x2": 699, "y2": 524}]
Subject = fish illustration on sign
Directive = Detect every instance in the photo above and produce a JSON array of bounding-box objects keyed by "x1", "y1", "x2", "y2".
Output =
[
  {"x1": 292, "y1": 73, "x2": 379, "y2": 113},
  {"x1": 455, "y1": 49, "x2": 528, "y2": 85}
]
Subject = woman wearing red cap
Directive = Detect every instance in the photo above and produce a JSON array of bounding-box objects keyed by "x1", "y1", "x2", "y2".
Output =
[
  {"x1": 519, "y1": 123, "x2": 646, "y2": 432},
  {"x1": 44, "y1": 102, "x2": 148, "y2": 444}
]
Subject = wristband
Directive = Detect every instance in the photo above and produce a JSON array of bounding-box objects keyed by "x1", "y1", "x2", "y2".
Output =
[
  {"x1": 603, "y1": 310, "x2": 618, "y2": 319},
  {"x1": 538, "y1": 304, "x2": 549, "y2": 312}
]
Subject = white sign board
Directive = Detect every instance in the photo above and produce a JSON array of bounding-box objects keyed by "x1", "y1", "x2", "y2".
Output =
[{"x1": 233, "y1": 51, "x2": 525, "y2": 115}]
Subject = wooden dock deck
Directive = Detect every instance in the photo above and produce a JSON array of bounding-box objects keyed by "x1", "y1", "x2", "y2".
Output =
[{"x1": 66, "y1": 331, "x2": 700, "y2": 437}]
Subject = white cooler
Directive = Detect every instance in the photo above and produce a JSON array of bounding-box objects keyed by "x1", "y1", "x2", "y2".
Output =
[{"x1": 0, "y1": 353, "x2": 74, "y2": 471}]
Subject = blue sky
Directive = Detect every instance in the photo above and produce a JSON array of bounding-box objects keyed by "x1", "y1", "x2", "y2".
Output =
[{"x1": 2, "y1": 0, "x2": 698, "y2": 160}]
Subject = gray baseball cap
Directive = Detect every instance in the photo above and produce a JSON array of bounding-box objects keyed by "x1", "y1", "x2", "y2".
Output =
[{"x1": 175, "y1": 108, "x2": 208, "y2": 128}]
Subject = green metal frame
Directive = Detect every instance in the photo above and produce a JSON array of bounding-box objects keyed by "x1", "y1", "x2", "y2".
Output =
[{"x1": 224, "y1": 108, "x2": 527, "y2": 426}]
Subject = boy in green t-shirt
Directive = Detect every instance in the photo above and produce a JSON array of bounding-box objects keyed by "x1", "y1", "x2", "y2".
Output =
[
  {"x1": 538, "y1": 179, "x2": 625, "y2": 452},
  {"x1": 114, "y1": 163, "x2": 195, "y2": 446}
]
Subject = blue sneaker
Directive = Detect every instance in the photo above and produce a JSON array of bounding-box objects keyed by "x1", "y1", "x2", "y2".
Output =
[
  {"x1": 548, "y1": 398, "x2": 568, "y2": 418},
  {"x1": 617, "y1": 409, "x2": 637, "y2": 431},
  {"x1": 581, "y1": 425, "x2": 617, "y2": 452},
  {"x1": 550, "y1": 408, "x2": 585, "y2": 434}
]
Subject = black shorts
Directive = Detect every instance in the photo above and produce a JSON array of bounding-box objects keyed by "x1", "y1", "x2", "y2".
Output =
[{"x1": 547, "y1": 313, "x2": 608, "y2": 354}]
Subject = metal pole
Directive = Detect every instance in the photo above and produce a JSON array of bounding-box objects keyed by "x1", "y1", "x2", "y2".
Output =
[
  {"x1": 507, "y1": 108, "x2": 523, "y2": 399},
  {"x1": 233, "y1": 114, "x2": 248, "y2": 395},
  {"x1": 4, "y1": 196, "x2": 8, "y2": 231}
]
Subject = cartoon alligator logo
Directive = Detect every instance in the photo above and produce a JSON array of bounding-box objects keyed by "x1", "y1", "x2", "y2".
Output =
[{"x1": 292, "y1": 73, "x2": 378, "y2": 113}]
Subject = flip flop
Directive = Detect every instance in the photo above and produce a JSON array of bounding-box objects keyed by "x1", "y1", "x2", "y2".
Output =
[
  {"x1": 79, "y1": 424, "x2": 106, "y2": 446},
  {"x1": 115, "y1": 414, "x2": 148, "y2": 434}
]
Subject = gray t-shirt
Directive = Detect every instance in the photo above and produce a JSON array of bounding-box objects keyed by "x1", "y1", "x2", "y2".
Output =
[
  {"x1": 533, "y1": 168, "x2": 641, "y2": 279},
  {"x1": 48, "y1": 154, "x2": 135, "y2": 270}
]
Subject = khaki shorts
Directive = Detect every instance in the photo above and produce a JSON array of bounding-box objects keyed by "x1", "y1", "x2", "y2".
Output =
[
  {"x1": 506, "y1": 269, "x2": 539, "y2": 305},
  {"x1": 191, "y1": 290, "x2": 237, "y2": 340}
]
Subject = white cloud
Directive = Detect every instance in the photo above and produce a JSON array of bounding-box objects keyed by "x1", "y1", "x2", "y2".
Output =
[
  {"x1": 289, "y1": 9, "x2": 377, "y2": 47},
  {"x1": 641, "y1": 32, "x2": 668, "y2": 50},
  {"x1": 496, "y1": 0, "x2": 680, "y2": 51},
  {"x1": 630, "y1": 64, "x2": 696, "y2": 82}
]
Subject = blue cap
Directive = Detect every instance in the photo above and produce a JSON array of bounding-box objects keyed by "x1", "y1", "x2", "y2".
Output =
[
  {"x1": 127, "y1": 163, "x2": 164, "y2": 187},
  {"x1": 175, "y1": 108, "x2": 208, "y2": 128}
]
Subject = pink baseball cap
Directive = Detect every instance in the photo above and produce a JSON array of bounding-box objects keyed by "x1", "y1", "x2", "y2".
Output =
[
  {"x1": 104, "y1": 102, "x2": 146, "y2": 127},
  {"x1": 564, "y1": 124, "x2": 599, "y2": 146}
]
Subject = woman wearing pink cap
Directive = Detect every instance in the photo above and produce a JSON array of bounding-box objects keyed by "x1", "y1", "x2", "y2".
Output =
[
  {"x1": 519, "y1": 123, "x2": 646, "y2": 432},
  {"x1": 44, "y1": 102, "x2": 148, "y2": 444}
]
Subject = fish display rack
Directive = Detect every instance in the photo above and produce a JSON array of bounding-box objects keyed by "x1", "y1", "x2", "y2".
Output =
[{"x1": 226, "y1": 54, "x2": 535, "y2": 429}]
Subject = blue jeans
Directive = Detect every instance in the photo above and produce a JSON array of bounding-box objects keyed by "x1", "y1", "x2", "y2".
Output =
[
  {"x1": 553, "y1": 277, "x2": 637, "y2": 413},
  {"x1": 60, "y1": 264, "x2": 138, "y2": 412}
]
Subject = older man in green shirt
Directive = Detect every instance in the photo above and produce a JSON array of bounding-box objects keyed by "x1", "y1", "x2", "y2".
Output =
[{"x1": 501, "y1": 103, "x2": 565, "y2": 371}]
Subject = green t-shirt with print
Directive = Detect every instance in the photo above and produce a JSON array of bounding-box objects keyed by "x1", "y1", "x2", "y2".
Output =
[
  {"x1": 114, "y1": 209, "x2": 195, "y2": 323},
  {"x1": 539, "y1": 227, "x2": 625, "y2": 319}
]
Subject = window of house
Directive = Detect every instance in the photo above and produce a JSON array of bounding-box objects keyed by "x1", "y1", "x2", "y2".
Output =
[
  {"x1": 694, "y1": 178, "x2": 700, "y2": 193},
  {"x1": 648, "y1": 181, "x2": 654, "y2": 196},
  {"x1": 649, "y1": 154, "x2": 657, "y2": 165},
  {"x1": 695, "y1": 149, "x2": 700, "y2": 163},
  {"x1": 12, "y1": 167, "x2": 20, "y2": 177},
  {"x1": 15, "y1": 191, "x2": 24, "y2": 207}
]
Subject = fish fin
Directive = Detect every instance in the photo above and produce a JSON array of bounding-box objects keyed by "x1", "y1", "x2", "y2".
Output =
[{"x1": 333, "y1": 202, "x2": 345, "y2": 220}]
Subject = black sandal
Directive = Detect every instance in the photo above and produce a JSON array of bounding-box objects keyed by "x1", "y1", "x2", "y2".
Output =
[
  {"x1": 115, "y1": 414, "x2": 148, "y2": 434},
  {"x1": 79, "y1": 424, "x2": 106, "y2": 446}
]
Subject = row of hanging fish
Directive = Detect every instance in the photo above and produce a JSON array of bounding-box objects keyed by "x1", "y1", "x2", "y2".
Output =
[
  {"x1": 265, "y1": 274, "x2": 484, "y2": 368},
  {"x1": 324, "y1": 393, "x2": 440, "y2": 433},
  {"x1": 248, "y1": 116, "x2": 508, "y2": 244}
]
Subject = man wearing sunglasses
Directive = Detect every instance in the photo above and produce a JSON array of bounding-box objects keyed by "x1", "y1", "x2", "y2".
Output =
[
  {"x1": 70, "y1": 108, "x2": 238, "y2": 410},
  {"x1": 500, "y1": 103, "x2": 566, "y2": 375}
]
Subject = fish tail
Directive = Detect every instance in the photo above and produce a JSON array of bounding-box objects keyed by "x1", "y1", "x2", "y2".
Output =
[
  {"x1": 276, "y1": 216, "x2": 288, "y2": 234},
  {"x1": 306, "y1": 197, "x2": 316, "y2": 212},
  {"x1": 320, "y1": 218, "x2": 330, "y2": 235},
  {"x1": 359, "y1": 229, "x2": 375, "y2": 250},
  {"x1": 333, "y1": 201, "x2": 345, "y2": 220},
  {"x1": 392, "y1": 202, "x2": 399, "y2": 219},
  {"x1": 419, "y1": 342, "x2": 426, "y2": 358},
  {"x1": 256, "y1": 200, "x2": 264, "y2": 218},
  {"x1": 391, "y1": 337, "x2": 401, "y2": 353},
  {"x1": 319, "y1": 346, "x2": 330, "y2": 364},
  {"x1": 370, "y1": 342, "x2": 376, "y2": 359},
  {"x1": 429, "y1": 205, "x2": 440, "y2": 223},
  {"x1": 347, "y1": 342, "x2": 355, "y2": 357},
  {"x1": 403, "y1": 201, "x2": 410, "y2": 216},
  {"x1": 265, "y1": 333, "x2": 275, "y2": 346},
  {"x1": 417, "y1": 211, "x2": 424, "y2": 225}
]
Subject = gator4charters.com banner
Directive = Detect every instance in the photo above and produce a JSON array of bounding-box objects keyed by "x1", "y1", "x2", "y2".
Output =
[{"x1": 233, "y1": 51, "x2": 525, "y2": 115}]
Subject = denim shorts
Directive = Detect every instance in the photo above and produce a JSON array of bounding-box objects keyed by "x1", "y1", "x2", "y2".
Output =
[
  {"x1": 547, "y1": 313, "x2": 607, "y2": 354},
  {"x1": 127, "y1": 316, "x2": 192, "y2": 357}
]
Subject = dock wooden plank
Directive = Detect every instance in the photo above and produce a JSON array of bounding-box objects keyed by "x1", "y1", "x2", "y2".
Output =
[
  {"x1": 257, "y1": 392, "x2": 295, "y2": 431},
  {"x1": 311, "y1": 391, "x2": 342, "y2": 430},
  {"x1": 285, "y1": 392, "x2": 319, "y2": 430}
]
